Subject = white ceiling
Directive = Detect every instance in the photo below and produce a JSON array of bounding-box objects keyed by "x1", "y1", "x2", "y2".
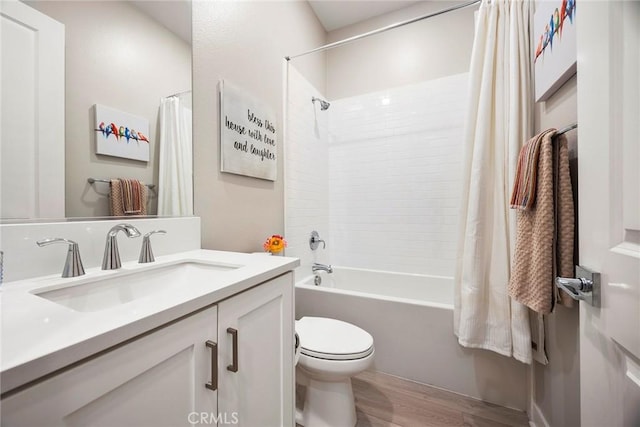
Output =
[
  {"x1": 307, "y1": 0, "x2": 422, "y2": 32},
  {"x1": 128, "y1": 0, "x2": 422, "y2": 45}
]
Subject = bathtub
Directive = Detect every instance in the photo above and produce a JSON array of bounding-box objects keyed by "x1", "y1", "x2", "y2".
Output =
[{"x1": 295, "y1": 266, "x2": 528, "y2": 411}]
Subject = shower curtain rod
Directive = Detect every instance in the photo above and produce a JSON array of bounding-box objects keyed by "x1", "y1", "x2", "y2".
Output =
[
  {"x1": 285, "y1": 0, "x2": 481, "y2": 60},
  {"x1": 166, "y1": 90, "x2": 191, "y2": 98}
]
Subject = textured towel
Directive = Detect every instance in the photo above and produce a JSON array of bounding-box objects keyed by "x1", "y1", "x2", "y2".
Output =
[
  {"x1": 110, "y1": 179, "x2": 148, "y2": 216},
  {"x1": 554, "y1": 134, "x2": 575, "y2": 308},
  {"x1": 509, "y1": 130, "x2": 575, "y2": 313}
]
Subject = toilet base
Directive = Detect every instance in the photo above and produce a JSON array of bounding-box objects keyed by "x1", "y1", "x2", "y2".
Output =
[{"x1": 300, "y1": 376, "x2": 357, "y2": 427}]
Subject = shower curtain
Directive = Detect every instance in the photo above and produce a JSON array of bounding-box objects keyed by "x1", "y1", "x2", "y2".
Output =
[
  {"x1": 158, "y1": 93, "x2": 193, "y2": 216},
  {"x1": 454, "y1": 0, "x2": 533, "y2": 364}
]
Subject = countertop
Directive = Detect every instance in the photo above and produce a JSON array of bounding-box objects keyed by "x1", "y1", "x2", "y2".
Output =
[{"x1": 0, "y1": 249, "x2": 299, "y2": 395}]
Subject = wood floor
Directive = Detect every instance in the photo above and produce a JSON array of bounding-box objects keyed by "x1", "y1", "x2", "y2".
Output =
[{"x1": 296, "y1": 370, "x2": 530, "y2": 427}]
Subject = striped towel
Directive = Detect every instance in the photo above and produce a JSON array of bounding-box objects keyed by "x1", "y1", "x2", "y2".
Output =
[
  {"x1": 510, "y1": 129, "x2": 555, "y2": 210},
  {"x1": 110, "y1": 179, "x2": 148, "y2": 216}
]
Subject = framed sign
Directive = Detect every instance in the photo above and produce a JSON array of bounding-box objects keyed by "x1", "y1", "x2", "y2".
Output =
[
  {"x1": 220, "y1": 80, "x2": 277, "y2": 181},
  {"x1": 94, "y1": 104, "x2": 150, "y2": 162},
  {"x1": 533, "y1": 0, "x2": 577, "y2": 102}
]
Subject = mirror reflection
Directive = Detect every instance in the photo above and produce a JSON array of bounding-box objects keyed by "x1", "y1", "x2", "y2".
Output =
[{"x1": 1, "y1": 0, "x2": 192, "y2": 220}]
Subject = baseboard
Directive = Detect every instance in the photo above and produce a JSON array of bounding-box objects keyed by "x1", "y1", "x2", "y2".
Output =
[{"x1": 529, "y1": 402, "x2": 551, "y2": 427}]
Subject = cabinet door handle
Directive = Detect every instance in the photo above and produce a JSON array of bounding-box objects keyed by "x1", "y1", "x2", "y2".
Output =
[
  {"x1": 205, "y1": 340, "x2": 217, "y2": 391},
  {"x1": 227, "y1": 327, "x2": 238, "y2": 373}
]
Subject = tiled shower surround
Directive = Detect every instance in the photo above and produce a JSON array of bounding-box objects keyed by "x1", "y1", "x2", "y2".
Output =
[{"x1": 286, "y1": 69, "x2": 468, "y2": 277}]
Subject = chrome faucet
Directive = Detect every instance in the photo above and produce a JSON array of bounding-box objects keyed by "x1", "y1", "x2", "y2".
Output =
[
  {"x1": 312, "y1": 263, "x2": 333, "y2": 273},
  {"x1": 37, "y1": 238, "x2": 86, "y2": 277},
  {"x1": 138, "y1": 230, "x2": 166, "y2": 263},
  {"x1": 102, "y1": 223, "x2": 141, "y2": 270}
]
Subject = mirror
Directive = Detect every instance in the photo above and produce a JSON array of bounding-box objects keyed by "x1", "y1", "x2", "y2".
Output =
[{"x1": 1, "y1": 0, "x2": 192, "y2": 221}]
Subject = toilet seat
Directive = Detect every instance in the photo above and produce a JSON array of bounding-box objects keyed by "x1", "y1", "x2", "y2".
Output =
[{"x1": 296, "y1": 317, "x2": 374, "y2": 361}]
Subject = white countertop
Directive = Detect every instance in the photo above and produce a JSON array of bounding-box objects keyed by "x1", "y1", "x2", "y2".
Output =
[{"x1": 0, "y1": 250, "x2": 299, "y2": 394}]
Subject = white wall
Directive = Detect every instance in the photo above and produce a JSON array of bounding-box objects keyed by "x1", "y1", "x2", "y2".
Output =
[
  {"x1": 326, "y1": 1, "x2": 477, "y2": 99},
  {"x1": 192, "y1": 1, "x2": 327, "y2": 253},
  {"x1": 285, "y1": 69, "x2": 467, "y2": 278},
  {"x1": 28, "y1": 1, "x2": 192, "y2": 218},
  {"x1": 328, "y1": 73, "x2": 467, "y2": 276},
  {"x1": 284, "y1": 66, "x2": 331, "y2": 274}
]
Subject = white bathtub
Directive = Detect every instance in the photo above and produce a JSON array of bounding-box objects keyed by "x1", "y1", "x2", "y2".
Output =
[{"x1": 295, "y1": 266, "x2": 528, "y2": 410}]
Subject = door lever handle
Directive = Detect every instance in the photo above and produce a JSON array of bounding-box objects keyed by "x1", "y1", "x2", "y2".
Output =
[
  {"x1": 555, "y1": 277, "x2": 592, "y2": 299},
  {"x1": 555, "y1": 265, "x2": 600, "y2": 307}
]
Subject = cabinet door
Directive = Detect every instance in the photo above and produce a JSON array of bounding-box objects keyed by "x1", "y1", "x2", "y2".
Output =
[
  {"x1": 218, "y1": 273, "x2": 294, "y2": 427},
  {"x1": 1, "y1": 305, "x2": 218, "y2": 427}
]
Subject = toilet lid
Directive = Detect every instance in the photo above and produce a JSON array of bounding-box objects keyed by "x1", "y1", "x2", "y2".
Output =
[{"x1": 296, "y1": 317, "x2": 374, "y2": 361}]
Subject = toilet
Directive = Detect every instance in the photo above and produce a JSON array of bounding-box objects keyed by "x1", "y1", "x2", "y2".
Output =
[{"x1": 295, "y1": 316, "x2": 375, "y2": 427}]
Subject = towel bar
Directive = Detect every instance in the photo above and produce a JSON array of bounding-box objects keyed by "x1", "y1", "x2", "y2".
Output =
[{"x1": 87, "y1": 177, "x2": 155, "y2": 189}]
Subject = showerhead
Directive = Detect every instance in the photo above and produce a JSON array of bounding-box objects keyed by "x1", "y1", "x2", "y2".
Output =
[{"x1": 312, "y1": 96, "x2": 330, "y2": 111}]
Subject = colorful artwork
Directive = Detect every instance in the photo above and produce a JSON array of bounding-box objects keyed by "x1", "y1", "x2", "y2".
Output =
[
  {"x1": 534, "y1": 0, "x2": 576, "y2": 62},
  {"x1": 94, "y1": 104, "x2": 150, "y2": 162},
  {"x1": 533, "y1": 0, "x2": 577, "y2": 102},
  {"x1": 96, "y1": 122, "x2": 149, "y2": 144}
]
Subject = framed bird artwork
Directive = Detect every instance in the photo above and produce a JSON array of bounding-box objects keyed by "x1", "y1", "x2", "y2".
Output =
[
  {"x1": 94, "y1": 104, "x2": 150, "y2": 162},
  {"x1": 533, "y1": 0, "x2": 577, "y2": 102}
]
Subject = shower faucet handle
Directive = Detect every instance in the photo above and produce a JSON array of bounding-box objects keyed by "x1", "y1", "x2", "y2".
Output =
[{"x1": 309, "y1": 231, "x2": 326, "y2": 250}]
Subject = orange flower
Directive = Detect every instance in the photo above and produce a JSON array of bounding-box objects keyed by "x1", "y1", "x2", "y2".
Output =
[{"x1": 263, "y1": 234, "x2": 287, "y2": 253}]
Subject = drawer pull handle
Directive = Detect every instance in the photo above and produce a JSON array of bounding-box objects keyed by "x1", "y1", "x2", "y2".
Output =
[
  {"x1": 205, "y1": 340, "x2": 217, "y2": 391},
  {"x1": 227, "y1": 328, "x2": 238, "y2": 373}
]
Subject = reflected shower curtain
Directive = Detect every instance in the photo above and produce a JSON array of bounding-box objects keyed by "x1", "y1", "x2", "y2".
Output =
[
  {"x1": 454, "y1": 0, "x2": 533, "y2": 364},
  {"x1": 158, "y1": 94, "x2": 193, "y2": 216}
]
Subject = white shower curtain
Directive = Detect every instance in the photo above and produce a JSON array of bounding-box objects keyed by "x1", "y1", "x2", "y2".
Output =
[
  {"x1": 158, "y1": 94, "x2": 193, "y2": 216},
  {"x1": 454, "y1": 0, "x2": 533, "y2": 364}
]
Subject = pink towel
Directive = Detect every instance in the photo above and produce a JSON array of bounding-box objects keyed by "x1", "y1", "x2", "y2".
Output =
[
  {"x1": 510, "y1": 129, "x2": 554, "y2": 210},
  {"x1": 509, "y1": 130, "x2": 575, "y2": 313},
  {"x1": 110, "y1": 179, "x2": 147, "y2": 216}
]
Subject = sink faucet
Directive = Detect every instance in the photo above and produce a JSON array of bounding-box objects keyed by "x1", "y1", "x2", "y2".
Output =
[
  {"x1": 37, "y1": 238, "x2": 86, "y2": 277},
  {"x1": 312, "y1": 263, "x2": 333, "y2": 274},
  {"x1": 102, "y1": 223, "x2": 141, "y2": 270}
]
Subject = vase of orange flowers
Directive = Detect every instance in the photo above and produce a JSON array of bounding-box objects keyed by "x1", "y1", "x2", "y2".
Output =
[{"x1": 263, "y1": 234, "x2": 287, "y2": 255}]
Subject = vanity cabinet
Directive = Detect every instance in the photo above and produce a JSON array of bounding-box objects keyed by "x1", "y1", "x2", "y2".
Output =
[
  {"x1": 217, "y1": 272, "x2": 294, "y2": 427},
  {"x1": 1, "y1": 273, "x2": 294, "y2": 427},
  {"x1": 1, "y1": 305, "x2": 219, "y2": 426}
]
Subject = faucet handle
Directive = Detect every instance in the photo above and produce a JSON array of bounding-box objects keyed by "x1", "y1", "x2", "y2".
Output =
[
  {"x1": 309, "y1": 231, "x2": 326, "y2": 250},
  {"x1": 37, "y1": 238, "x2": 85, "y2": 278},
  {"x1": 138, "y1": 230, "x2": 166, "y2": 263}
]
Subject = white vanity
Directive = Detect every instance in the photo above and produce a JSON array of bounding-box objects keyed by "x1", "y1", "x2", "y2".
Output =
[{"x1": 0, "y1": 218, "x2": 299, "y2": 426}]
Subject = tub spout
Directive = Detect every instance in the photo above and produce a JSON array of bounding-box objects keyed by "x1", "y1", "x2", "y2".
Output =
[{"x1": 312, "y1": 263, "x2": 333, "y2": 273}]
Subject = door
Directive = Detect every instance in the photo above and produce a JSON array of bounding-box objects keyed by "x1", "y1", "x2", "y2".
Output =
[
  {"x1": 0, "y1": 0, "x2": 64, "y2": 219},
  {"x1": 1, "y1": 305, "x2": 218, "y2": 427},
  {"x1": 577, "y1": 2, "x2": 640, "y2": 426},
  {"x1": 218, "y1": 273, "x2": 294, "y2": 427}
]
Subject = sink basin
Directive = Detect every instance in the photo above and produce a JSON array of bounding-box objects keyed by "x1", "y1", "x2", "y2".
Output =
[{"x1": 32, "y1": 261, "x2": 241, "y2": 312}]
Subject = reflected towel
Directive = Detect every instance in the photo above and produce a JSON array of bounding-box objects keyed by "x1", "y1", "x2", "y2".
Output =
[
  {"x1": 110, "y1": 179, "x2": 147, "y2": 216},
  {"x1": 509, "y1": 130, "x2": 575, "y2": 314}
]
